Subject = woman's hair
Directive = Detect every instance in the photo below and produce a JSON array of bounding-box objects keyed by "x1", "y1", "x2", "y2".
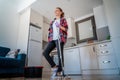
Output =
[{"x1": 56, "y1": 7, "x2": 64, "y2": 18}]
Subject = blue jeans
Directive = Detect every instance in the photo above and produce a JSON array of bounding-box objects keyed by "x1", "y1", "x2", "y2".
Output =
[{"x1": 43, "y1": 40, "x2": 64, "y2": 72}]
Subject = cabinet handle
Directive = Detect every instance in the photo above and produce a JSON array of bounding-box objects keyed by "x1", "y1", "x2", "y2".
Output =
[
  {"x1": 100, "y1": 44, "x2": 107, "y2": 47},
  {"x1": 93, "y1": 46, "x2": 95, "y2": 52},
  {"x1": 103, "y1": 61, "x2": 111, "y2": 64},
  {"x1": 101, "y1": 51, "x2": 109, "y2": 54}
]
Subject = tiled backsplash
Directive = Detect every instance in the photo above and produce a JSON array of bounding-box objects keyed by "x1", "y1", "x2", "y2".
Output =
[{"x1": 64, "y1": 38, "x2": 77, "y2": 48}]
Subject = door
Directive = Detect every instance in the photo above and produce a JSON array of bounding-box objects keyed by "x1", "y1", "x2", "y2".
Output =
[
  {"x1": 64, "y1": 48, "x2": 81, "y2": 74},
  {"x1": 79, "y1": 45, "x2": 98, "y2": 70},
  {"x1": 28, "y1": 41, "x2": 42, "y2": 66},
  {"x1": 29, "y1": 25, "x2": 42, "y2": 41}
]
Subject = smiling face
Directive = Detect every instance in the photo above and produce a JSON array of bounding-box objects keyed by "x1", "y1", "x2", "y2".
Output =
[{"x1": 55, "y1": 8, "x2": 62, "y2": 18}]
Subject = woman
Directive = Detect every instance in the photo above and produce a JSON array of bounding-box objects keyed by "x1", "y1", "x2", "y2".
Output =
[{"x1": 43, "y1": 7, "x2": 68, "y2": 77}]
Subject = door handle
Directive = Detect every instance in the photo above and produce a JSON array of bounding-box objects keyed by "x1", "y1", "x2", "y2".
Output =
[
  {"x1": 93, "y1": 46, "x2": 95, "y2": 52},
  {"x1": 103, "y1": 61, "x2": 111, "y2": 64}
]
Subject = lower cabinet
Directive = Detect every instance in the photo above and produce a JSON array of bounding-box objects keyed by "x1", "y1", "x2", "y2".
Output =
[
  {"x1": 79, "y1": 45, "x2": 99, "y2": 70},
  {"x1": 64, "y1": 48, "x2": 81, "y2": 75},
  {"x1": 95, "y1": 42, "x2": 118, "y2": 69},
  {"x1": 53, "y1": 41, "x2": 119, "y2": 75},
  {"x1": 79, "y1": 41, "x2": 119, "y2": 74},
  {"x1": 98, "y1": 55, "x2": 118, "y2": 69}
]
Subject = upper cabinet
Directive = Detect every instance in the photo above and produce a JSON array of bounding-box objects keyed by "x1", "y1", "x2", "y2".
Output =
[
  {"x1": 42, "y1": 17, "x2": 50, "y2": 42},
  {"x1": 93, "y1": 5, "x2": 108, "y2": 29},
  {"x1": 66, "y1": 17, "x2": 76, "y2": 38},
  {"x1": 30, "y1": 9, "x2": 43, "y2": 27}
]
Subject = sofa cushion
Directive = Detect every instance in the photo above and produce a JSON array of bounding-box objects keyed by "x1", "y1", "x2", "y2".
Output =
[
  {"x1": 0, "y1": 47, "x2": 10, "y2": 57},
  {"x1": 0, "y1": 56, "x2": 22, "y2": 67}
]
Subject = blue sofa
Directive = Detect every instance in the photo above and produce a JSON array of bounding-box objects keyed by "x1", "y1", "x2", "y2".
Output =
[{"x1": 0, "y1": 46, "x2": 26, "y2": 77}]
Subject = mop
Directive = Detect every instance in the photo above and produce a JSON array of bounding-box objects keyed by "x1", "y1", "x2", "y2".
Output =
[{"x1": 50, "y1": 22, "x2": 71, "y2": 80}]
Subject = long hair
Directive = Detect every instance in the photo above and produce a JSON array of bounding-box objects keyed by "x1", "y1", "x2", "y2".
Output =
[{"x1": 56, "y1": 7, "x2": 64, "y2": 18}]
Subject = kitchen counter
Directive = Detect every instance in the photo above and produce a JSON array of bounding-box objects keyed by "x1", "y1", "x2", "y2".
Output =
[
  {"x1": 51, "y1": 40, "x2": 111, "y2": 53},
  {"x1": 65, "y1": 40, "x2": 111, "y2": 49}
]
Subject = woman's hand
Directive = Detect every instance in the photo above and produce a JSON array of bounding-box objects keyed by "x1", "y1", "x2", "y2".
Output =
[
  {"x1": 55, "y1": 22, "x2": 60, "y2": 28},
  {"x1": 60, "y1": 26, "x2": 66, "y2": 31},
  {"x1": 55, "y1": 21, "x2": 66, "y2": 31}
]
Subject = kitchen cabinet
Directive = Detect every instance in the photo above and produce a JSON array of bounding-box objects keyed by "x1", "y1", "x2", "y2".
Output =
[
  {"x1": 27, "y1": 25, "x2": 42, "y2": 66},
  {"x1": 93, "y1": 5, "x2": 110, "y2": 41},
  {"x1": 103, "y1": 0, "x2": 120, "y2": 38},
  {"x1": 98, "y1": 56, "x2": 117, "y2": 69},
  {"x1": 79, "y1": 45, "x2": 98, "y2": 70},
  {"x1": 17, "y1": 8, "x2": 43, "y2": 66},
  {"x1": 93, "y1": 5, "x2": 108, "y2": 29},
  {"x1": 30, "y1": 9, "x2": 43, "y2": 27},
  {"x1": 67, "y1": 17, "x2": 76, "y2": 38},
  {"x1": 64, "y1": 48, "x2": 81, "y2": 75},
  {"x1": 42, "y1": 18, "x2": 50, "y2": 42},
  {"x1": 79, "y1": 41, "x2": 119, "y2": 74},
  {"x1": 95, "y1": 42, "x2": 118, "y2": 69}
]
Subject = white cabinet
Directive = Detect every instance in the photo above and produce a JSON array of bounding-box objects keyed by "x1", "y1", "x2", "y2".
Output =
[
  {"x1": 30, "y1": 9, "x2": 43, "y2": 27},
  {"x1": 103, "y1": 0, "x2": 120, "y2": 38},
  {"x1": 43, "y1": 23, "x2": 49, "y2": 41},
  {"x1": 66, "y1": 17, "x2": 76, "y2": 38},
  {"x1": 17, "y1": 8, "x2": 43, "y2": 66},
  {"x1": 98, "y1": 56, "x2": 117, "y2": 69},
  {"x1": 93, "y1": 5, "x2": 108, "y2": 29},
  {"x1": 64, "y1": 48, "x2": 81, "y2": 74},
  {"x1": 27, "y1": 25, "x2": 42, "y2": 66},
  {"x1": 17, "y1": 8, "x2": 43, "y2": 53},
  {"x1": 79, "y1": 41, "x2": 118, "y2": 74},
  {"x1": 79, "y1": 45, "x2": 98, "y2": 70},
  {"x1": 95, "y1": 42, "x2": 118, "y2": 69},
  {"x1": 28, "y1": 39, "x2": 42, "y2": 66},
  {"x1": 43, "y1": 18, "x2": 50, "y2": 42}
]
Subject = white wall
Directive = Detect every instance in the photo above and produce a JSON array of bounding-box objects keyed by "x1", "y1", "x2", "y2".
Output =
[
  {"x1": 103, "y1": 0, "x2": 120, "y2": 67},
  {"x1": 103, "y1": 0, "x2": 120, "y2": 38},
  {"x1": 0, "y1": 0, "x2": 19, "y2": 49},
  {"x1": 0, "y1": 0, "x2": 36, "y2": 50},
  {"x1": 17, "y1": 0, "x2": 36, "y2": 13}
]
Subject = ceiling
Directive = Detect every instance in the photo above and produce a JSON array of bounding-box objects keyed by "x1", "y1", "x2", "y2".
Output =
[{"x1": 31, "y1": 0, "x2": 103, "y2": 21}]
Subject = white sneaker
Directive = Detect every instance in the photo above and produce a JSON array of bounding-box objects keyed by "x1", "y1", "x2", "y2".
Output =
[
  {"x1": 51, "y1": 68, "x2": 58, "y2": 79},
  {"x1": 51, "y1": 67, "x2": 58, "y2": 72}
]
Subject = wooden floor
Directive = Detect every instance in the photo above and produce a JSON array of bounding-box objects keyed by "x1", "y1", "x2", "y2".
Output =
[{"x1": 0, "y1": 75, "x2": 120, "y2": 80}]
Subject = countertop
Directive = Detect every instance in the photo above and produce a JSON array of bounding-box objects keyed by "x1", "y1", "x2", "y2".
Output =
[{"x1": 51, "y1": 40, "x2": 111, "y2": 53}]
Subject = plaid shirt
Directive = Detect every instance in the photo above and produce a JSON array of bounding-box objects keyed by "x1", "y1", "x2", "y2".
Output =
[{"x1": 48, "y1": 17, "x2": 68, "y2": 43}]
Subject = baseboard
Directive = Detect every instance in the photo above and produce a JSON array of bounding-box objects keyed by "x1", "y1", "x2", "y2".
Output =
[{"x1": 82, "y1": 69, "x2": 119, "y2": 75}]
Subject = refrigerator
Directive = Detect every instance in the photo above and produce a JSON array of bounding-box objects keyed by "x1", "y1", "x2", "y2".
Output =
[{"x1": 27, "y1": 24, "x2": 42, "y2": 67}]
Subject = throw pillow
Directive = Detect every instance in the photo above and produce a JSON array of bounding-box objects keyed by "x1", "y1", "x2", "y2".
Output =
[{"x1": 5, "y1": 49, "x2": 20, "y2": 58}]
